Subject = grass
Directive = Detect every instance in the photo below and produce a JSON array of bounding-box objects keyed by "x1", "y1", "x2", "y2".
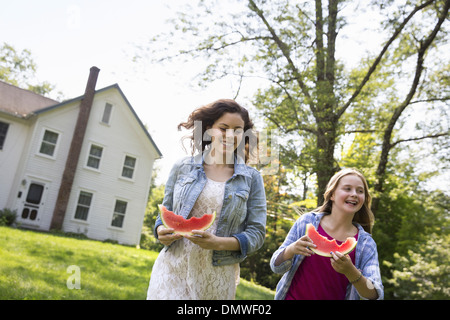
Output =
[{"x1": 0, "y1": 226, "x2": 274, "y2": 300}]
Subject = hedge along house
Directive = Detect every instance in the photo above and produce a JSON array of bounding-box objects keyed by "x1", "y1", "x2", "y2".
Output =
[{"x1": 0, "y1": 67, "x2": 162, "y2": 245}]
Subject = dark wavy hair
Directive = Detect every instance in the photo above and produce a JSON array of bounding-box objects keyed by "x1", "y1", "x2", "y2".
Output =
[{"x1": 178, "y1": 99, "x2": 257, "y2": 163}]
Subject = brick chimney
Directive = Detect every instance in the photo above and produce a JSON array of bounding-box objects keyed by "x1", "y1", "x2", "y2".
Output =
[{"x1": 50, "y1": 66, "x2": 100, "y2": 230}]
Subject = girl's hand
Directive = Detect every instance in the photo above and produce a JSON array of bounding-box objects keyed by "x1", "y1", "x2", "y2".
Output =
[
  {"x1": 331, "y1": 251, "x2": 379, "y2": 299},
  {"x1": 330, "y1": 251, "x2": 355, "y2": 275},
  {"x1": 157, "y1": 225, "x2": 183, "y2": 246},
  {"x1": 285, "y1": 235, "x2": 316, "y2": 259},
  {"x1": 184, "y1": 230, "x2": 218, "y2": 250},
  {"x1": 274, "y1": 235, "x2": 316, "y2": 266}
]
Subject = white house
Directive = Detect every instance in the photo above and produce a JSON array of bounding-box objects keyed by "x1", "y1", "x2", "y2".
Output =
[{"x1": 0, "y1": 67, "x2": 162, "y2": 245}]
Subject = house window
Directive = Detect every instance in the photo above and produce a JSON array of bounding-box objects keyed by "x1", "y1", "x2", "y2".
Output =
[
  {"x1": 111, "y1": 200, "x2": 127, "y2": 228},
  {"x1": 0, "y1": 121, "x2": 9, "y2": 150},
  {"x1": 87, "y1": 144, "x2": 103, "y2": 169},
  {"x1": 39, "y1": 129, "x2": 59, "y2": 156},
  {"x1": 101, "y1": 103, "x2": 113, "y2": 124},
  {"x1": 74, "y1": 191, "x2": 93, "y2": 221},
  {"x1": 122, "y1": 156, "x2": 136, "y2": 179}
]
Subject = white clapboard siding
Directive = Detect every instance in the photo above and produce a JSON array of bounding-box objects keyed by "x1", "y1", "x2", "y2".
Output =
[{"x1": 0, "y1": 117, "x2": 32, "y2": 209}]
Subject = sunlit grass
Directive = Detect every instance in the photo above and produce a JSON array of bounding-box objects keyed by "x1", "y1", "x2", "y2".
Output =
[{"x1": 0, "y1": 226, "x2": 274, "y2": 300}]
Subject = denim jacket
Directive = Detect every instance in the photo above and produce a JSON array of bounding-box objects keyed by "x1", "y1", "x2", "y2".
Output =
[
  {"x1": 270, "y1": 211, "x2": 384, "y2": 300},
  {"x1": 154, "y1": 154, "x2": 267, "y2": 266}
]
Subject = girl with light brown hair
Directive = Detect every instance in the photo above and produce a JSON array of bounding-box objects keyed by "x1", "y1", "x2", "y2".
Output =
[{"x1": 271, "y1": 168, "x2": 383, "y2": 300}]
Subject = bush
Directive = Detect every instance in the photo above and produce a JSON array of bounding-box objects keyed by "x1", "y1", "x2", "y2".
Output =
[
  {"x1": 0, "y1": 208, "x2": 17, "y2": 226},
  {"x1": 383, "y1": 233, "x2": 450, "y2": 299},
  {"x1": 139, "y1": 225, "x2": 164, "y2": 251}
]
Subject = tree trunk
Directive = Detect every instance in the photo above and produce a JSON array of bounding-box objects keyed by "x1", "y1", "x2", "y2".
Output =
[{"x1": 315, "y1": 114, "x2": 338, "y2": 204}]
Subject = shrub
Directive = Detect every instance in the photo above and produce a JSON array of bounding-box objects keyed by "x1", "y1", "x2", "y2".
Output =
[
  {"x1": 383, "y1": 233, "x2": 450, "y2": 299},
  {"x1": 0, "y1": 208, "x2": 17, "y2": 226}
]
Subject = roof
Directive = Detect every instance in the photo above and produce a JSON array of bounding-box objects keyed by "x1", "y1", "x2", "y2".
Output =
[
  {"x1": 0, "y1": 81, "x2": 162, "y2": 159},
  {"x1": 0, "y1": 80, "x2": 59, "y2": 118}
]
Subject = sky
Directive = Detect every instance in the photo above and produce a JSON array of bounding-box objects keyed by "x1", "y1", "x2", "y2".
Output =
[{"x1": 0, "y1": 0, "x2": 253, "y2": 184}]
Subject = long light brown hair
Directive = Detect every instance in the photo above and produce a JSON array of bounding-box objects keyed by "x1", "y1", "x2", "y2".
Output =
[{"x1": 315, "y1": 168, "x2": 374, "y2": 233}]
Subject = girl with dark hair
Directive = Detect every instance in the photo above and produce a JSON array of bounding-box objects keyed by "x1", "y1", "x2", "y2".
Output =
[
  {"x1": 178, "y1": 99, "x2": 259, "y2": 165},
  {"x1": 270, "y1": 168, "x2": 383, "y2": 300},
  {"x1": 147, "y1": 99, "x2": 267, "y2": 300}
]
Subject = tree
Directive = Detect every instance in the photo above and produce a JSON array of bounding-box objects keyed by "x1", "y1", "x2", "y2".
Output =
[
  {"x1": 383, "y1": 233, "x2": 450, "y2": 299},
  {"x1": 371, "y1": 0, "x2": 450, "y2": 211},
  {"x1": 140, "y1": 183, "x2": 165, "y2": 251},
  {"x1": 135, "y1": 0, "x2": 449, "y2": 206},
  {"x1": 0, "y1": 42, "x2": 55, "y2": 96}
]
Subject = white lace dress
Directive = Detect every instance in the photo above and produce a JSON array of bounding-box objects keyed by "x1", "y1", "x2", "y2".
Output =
[{"x1": 147, "y1": 178, "x2": 240, "y2": 300}]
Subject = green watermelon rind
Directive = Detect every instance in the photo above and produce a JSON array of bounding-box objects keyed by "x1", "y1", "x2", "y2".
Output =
[
  {"x1": 305, "y1": 223, "x2": 357, "y2": 257},
  {"x1": 158, "y1": 204, "x2": 216, "y2": 235}
]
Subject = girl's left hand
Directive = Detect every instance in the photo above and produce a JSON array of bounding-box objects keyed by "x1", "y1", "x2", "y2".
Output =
[
  {"x1": 184, "y1": 230, "x2": 218, "y2": 250},
  {"x1": 330, "y1": 251, "x2": 355, "y2": 275}
]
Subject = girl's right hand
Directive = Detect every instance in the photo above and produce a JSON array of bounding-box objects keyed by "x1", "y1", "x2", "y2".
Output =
[
  {"x1": 285, "y1": 235, "x2": 316, "y2": 259},
  {"x1": 274, "y1": 235, "x2": 317, "y2": 266},
  {"x1": 157, "y1": 225, "x2": 183, "y2": 246}
]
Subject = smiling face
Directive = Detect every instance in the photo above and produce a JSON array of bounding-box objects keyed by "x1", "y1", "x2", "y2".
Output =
[
  {"x1": 330, "y1": 174, "x2": 366, "y2": 215},
  {"x1": 207, "y1": 112, "x2": 245, "y2": 159}
]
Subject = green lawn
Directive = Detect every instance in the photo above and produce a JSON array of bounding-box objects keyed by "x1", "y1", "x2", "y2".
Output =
[{"x1": 0, "y1": 226, "x2": 274, "y2": 300}]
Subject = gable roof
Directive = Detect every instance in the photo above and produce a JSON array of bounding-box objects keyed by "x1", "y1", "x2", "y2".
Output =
[
  {"x1": 0, "y1": 80, "x2": 59, "y2": 118},
  {"x1": 0, "y1": 81, "x2": 162, "y2": 159}
]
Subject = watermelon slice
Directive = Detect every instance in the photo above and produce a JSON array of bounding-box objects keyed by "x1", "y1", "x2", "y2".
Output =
[
  {"x1": 305, "y1": 223, "x2": 357, "y2": 257},
  {"x1": 158, "y1": 205, "x2": 216, "y2": 236}
]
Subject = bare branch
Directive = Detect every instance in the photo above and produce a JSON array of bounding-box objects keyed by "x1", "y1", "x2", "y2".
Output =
[
  {"x1": 202, "y1": 35, "x2": 272, "y2": 52},
  {"x1": 344, "y1": 129, "x2": 378, "y2": 134},
  {"x1": 336, "y1": 0, "x2": 436, "y2": 119},
  {"x1": 248, "y1": 0, "x2": 316, "y2": 113},
  {"x1": 385, "y1": 0, "x2": 450, "y2": 137},
  {"x1": 409, "y1": 97, "x2": 450, "y2": 105},
  {"x1": 233, "y1": 74, "x2": 244, "y2": 100},
  {"x1": 390, "y1": 132, "x2": 449, "y2": 148},
  {"x1": 374, "y1": 0, "x2": 450, "y2": 199}
]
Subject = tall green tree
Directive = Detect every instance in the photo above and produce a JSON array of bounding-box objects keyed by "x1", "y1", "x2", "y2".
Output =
[{"x1": 136, "y1": 0, "x2": 449, "y2": 206}]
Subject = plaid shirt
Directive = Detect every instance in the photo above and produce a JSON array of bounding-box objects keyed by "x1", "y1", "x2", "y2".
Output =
[{"x1": 270, "y1": 211, "x2": 384, "y2": 300}]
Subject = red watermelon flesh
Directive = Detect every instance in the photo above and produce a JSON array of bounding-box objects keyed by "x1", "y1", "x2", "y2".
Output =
[
  {"x1": 158, "y1": 205, "x2": 216, "y2": 235},
  {"x1": 306, "y1": 223, "x2": 357, "y2": 257}
]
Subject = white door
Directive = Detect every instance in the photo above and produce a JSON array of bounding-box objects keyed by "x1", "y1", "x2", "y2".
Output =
[{"x1": 19, "y1": 181, "x2": 47, "y2": 226}]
